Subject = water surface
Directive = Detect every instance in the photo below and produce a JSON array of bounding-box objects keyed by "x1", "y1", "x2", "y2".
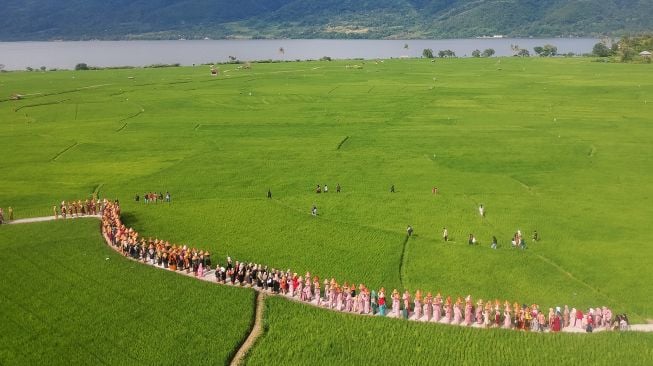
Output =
[{"x1": 0, "y1": 38, "x2": 599, "y2": 70}]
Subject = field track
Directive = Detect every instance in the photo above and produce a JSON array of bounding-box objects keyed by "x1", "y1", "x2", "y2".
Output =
[
  {"x1": 6, "y1": 213, "x2": 653, "y2": 333},
  {"x1": 230, "y1": 292, "x2": 266, "y2": 366}
]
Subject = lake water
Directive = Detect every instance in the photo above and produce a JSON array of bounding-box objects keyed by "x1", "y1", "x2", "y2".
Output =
[{"x1": 0, "y1": 38, "x2": 599, "y2": 70}]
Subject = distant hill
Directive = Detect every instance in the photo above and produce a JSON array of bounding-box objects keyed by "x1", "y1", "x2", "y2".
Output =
[{"x1": 1, "y1": 0, "x2": 652, "y2": 40}]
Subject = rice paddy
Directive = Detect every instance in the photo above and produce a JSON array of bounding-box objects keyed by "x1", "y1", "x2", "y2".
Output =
[{"x1": 1, "y1": 57, "x2": 652, "y2": 363}]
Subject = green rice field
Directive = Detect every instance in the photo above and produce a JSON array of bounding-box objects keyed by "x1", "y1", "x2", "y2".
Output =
[
  {"x1": 0, "y1": 219, "x2": 255, "y2": 364},
  {"x1": 1, "y1": 57, "x2": 652, "y2": 363}
]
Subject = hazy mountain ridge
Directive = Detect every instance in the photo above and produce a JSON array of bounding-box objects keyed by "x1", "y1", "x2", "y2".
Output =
[{"x1": 1, "y1": 0, "x2": 651, "y2": 40}]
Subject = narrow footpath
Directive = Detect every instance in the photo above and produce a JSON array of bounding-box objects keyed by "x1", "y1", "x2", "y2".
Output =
[{"x1": 230, "y1": 292, "x2": 266, "y2": 366}]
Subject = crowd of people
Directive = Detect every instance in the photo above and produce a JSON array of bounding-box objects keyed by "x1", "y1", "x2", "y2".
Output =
[
  {"x1": 315, "y1": 184, "x2": 341, "y2": 194},
  {"x1": 98, "y1": 200, "x2": 629, "y2": 333},
  {"x1": 54, "y1": 199, "x2": 101, "y2": 219},
  {"x1": 136, "y1": 192, "x2": 171, "y2": 203}
]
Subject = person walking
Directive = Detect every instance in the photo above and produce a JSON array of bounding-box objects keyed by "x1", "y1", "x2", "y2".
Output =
[
  {"x1": 336, "y1": 183, "x2": 341, "y2": 193},
  {"x1": 406, "y1": 225, "x2": 413, "y2": 237},
  {"x1": 390, "y1": 184, "x2": 395, "y2": 193},
  {"x1": 267, "y1": 189, "x2": 272, "y2": 199},
  {"x1": 442, "y1": 227, "x2": 448, "y2": 242},
  {"x1": 8, "y1": 207, "x2": 13, "y2": 221}
]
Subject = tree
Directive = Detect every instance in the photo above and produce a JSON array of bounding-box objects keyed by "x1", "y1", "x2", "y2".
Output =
[
  {"x1": 517, "y1": 49, "x2": 530, "y2": 57},
  {"x1": 534, "y1": 44, "x2": 557, "y2": 57},
  {"x1": 404, "y1": 43, "x2": 409, "y2": 50},
  {"x1": 26, "y1": 66, "x2": 33, "y2": 71},
  {"x1": 0, "y1": 64, "x2": 5, "y2": 72},
  {"x1": 75, "y1": 63, "x2": 89, "y2": 70},
  {"x1": 482, "y1": 48, "x2": 495, "y2": 57},
  {"x1": 438, "y1": 49, "x2": 455, "y2": 58},
  {"x1": 471, "y1": 49, "x2": 481, "y2": 58},
  {"x1": 620, "y1": 46, "x2": 636, "y2": 62},
  {"x1": 422, "y1": 48, "x2": 434, "y2": 58},
  {"x1": 40, "y1": 66, "x2": 46, "y2": 72},
  {"x1": 592, "y1": 43, "x2": 612, "y2": 57}
]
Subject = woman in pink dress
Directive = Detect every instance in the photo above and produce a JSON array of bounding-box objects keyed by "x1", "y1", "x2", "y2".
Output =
[
  {"x1": 402, "y1": 290, "x2": 411, "y2": 317},
  {"x1": 424, "y1": 292, "x2": 433, "y2": 321},
  {"x1": 444, "y1": 296, "x2": 452, "y2": 323},
  {"x1": 603, "y1": 307, "x2": 612, "y2": 328},
  {"x1": 503, "y1": 301, "x2": 512, "y2": 329},
  {"x1": 362, "y1": 288, "x2": 371, "y2": 314},
  {"x1": 328, "y1": 283, "x2": 336, "y2": 309},
  {"x1": 392, "y1": 289, "x2": 400, "y2": 317},
  {"x1": 297, "y1": 276, "x2": 304, "y2": 299},
  {"x1": 313, "y1": 277, "x2": 321, "y2": 305},
  {"x1": 475, "y1": 299, "x2": 484, "y2": 325},
  {"x1": 197, "y1": 262, "x2": 204, "y2": 278},
  {"x1": 453, "y1": 297, "x2": 462, "y2": 324},
  {"x1": 433, "y1": 293, "x2": 442, "y2": 322},
  {"x1": 336, "y1": 285, "x2": 343, "y2": 310},
  {"x1": 345, "y1": 288, "x2": 353, "y2": 312},
  {"x1": 414, "y1": 290, "x2": 422, "y2": 320},
  {"x1": 594, "y1": 306, "x2": 602, "y2": 327},
  {"x1": 303, "y1": 277, "x2": 312, "y2": 301},
  {"x1": 464, "y1": 296, "x2": 473, "y2": 326},
  {"x1": 483, "y1": 301, "x2": 492, "y2": 327}
]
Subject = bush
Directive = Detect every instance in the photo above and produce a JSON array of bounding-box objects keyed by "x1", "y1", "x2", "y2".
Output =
[{"x1": 75, "y1": 63, "x2": 89, "y2": 71}]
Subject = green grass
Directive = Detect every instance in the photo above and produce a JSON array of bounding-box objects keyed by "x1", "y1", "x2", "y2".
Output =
[
  {"x1": 0, "y1": 220, "x2": 255, "y2": 364},
  {"x1": 246, "y1": 296, "x2": 653, "y2": 365},
  {"x1": 1, "y1": 57, "x2": 652, "y2": 363}
]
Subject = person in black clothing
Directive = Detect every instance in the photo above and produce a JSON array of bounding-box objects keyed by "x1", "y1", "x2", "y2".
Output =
[
  {"x1": 336, "y1": 183, "x2": 341, "y2": 193},
  {"x1": 267, "y1": 189, "x2": 272, "y2": 198},
  {"x1": 391, "y1": 184, "x2": 395, "y2": 193},
  {"x1": 407, "y1": 225, "x2": 413, "y2": 237}
]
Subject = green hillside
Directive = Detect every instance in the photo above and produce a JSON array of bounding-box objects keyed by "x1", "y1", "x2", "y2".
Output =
[{"x1": 1, "y1": 0, "x2": 651, "y2": 40}]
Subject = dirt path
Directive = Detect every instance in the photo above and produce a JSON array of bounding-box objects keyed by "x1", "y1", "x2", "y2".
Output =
[
  {"x1": 7, "y1": 214, "x2": 653, "y2": 335},
  {"x1": 7, "y1": 214, "x2": 100, "y2": 225},
  {"x1": 230, "y1": 292, "x2": 266, "y2": 366}
]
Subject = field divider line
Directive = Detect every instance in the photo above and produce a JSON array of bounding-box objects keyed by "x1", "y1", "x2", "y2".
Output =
[
  {"x1": 336, "y1": 136, "x2": 350, "y2": 150},
  {"x1": 14, "y1": 98, "x2": 71, "y2": 112},
  {"x1": 115, "y1": 123, "x2": 128, "y2": 132},
  {"x1": 399, "y1": 235, "x2": 410, "y2": 289},
  {"x1": 51, "y1": 141, "x2": 79, "y2": 161},
  {"x1": 10, "y1": 212, "x2": 652, "y2": 334},
  {"x1": 533, "y1": 253, "x2": 640, "y2": 318},
  {"x1": 0, "y1": 84, "x2": 113, "y2": 104},
  {"x1": 230, "y1": 292, "x2": 266, "y2": 366}
]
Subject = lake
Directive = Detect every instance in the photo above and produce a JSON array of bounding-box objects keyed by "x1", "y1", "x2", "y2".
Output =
[{"x1": 0, "y1": 38, "x2": 599, "y2": 70}]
